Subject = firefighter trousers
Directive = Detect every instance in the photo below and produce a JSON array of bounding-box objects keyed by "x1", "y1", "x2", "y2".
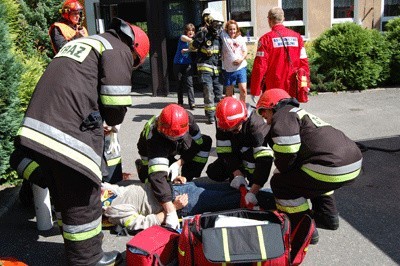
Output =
[
  {"x1": 199, "y1": 73, "x2": 223, "y2": 119},
  {"x1": 37, "y1": 155, "x2": 104, "y2": 266},
  {"x1": 270, "y1": 168, "x2": 355, "y2": 217}
]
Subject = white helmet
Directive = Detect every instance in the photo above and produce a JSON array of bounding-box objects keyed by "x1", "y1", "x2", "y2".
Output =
[
  {"x1": 202, "y1": 7, "x2": 214, "y2": 17},
  {"x1": 209, "y1": 11, "x2": 224, "y2": 23}
]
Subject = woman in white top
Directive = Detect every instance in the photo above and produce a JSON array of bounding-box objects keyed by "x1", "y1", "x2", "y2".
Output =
[{"x1": 221, "y1": 20, "x2": 248, "y2": 102}]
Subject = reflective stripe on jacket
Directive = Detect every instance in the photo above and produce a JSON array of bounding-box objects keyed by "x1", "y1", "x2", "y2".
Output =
[
  {"x1": 269, "y1": 105, "x2": 363, "y2": 183},
  {"x1": 17, "y1": 30, "x2": 134, "y2": 184}
]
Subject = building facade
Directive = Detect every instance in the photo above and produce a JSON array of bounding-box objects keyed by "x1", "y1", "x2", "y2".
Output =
[{"x1": 83, "y1": 0, "x2": 400, "y2": 95}]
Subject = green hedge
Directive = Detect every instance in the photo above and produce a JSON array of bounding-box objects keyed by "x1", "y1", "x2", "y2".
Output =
[
  {"x1": 309, "y1": 22, "x2": 392, "y2": 92},
  {"x1": 384, "y1": 18, "x2": 400, "y2": 85},
  {"x1": 0, "y1": 4, "x2": 24, "y2": 184}
]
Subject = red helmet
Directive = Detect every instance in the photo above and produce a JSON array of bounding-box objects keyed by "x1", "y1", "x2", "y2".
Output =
[
  {"x1": 61, "y1": 0, "x2": 83, "y2": 21},
  {"x1": 110, "y1": 18, "x2": 150, "y2": 68},
  {"x1": 216, "y1": 97, "x2": 247, "y2": 131},
  {"x1": 129, "y1": 24, "x2": 150, "y2": 68},
  {"x1": 256, "y1": 88, "x2": 291, "y2": 111},
  {"x1": 157, "y1": 104, "x2": 189, "y2": 140}
]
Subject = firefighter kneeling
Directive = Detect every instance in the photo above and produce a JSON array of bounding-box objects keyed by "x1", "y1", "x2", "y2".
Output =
[
  {"x1": 207, "y1": 97, "x2": 274, "y2": 208},
  {"x1": 136, "y1": 104, "x2": 212, "y2": 229},
  {"x1": 256, "y1": 89, "x2": 363, "y2": 244}
]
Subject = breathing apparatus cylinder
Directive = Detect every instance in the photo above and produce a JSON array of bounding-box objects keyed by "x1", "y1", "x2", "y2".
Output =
[{"x1": 32, "y1": 184, "x2": 53, "y2": 231}]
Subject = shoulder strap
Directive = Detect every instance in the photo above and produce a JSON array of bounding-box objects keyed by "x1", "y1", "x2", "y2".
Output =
[{"x1": 274, "y1": 30, "x2": 293, "y2": 67}]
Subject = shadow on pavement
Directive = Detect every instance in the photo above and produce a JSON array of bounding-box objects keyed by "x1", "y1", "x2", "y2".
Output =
[
  {"x1": 0, "y1": 200, "x2": 66, "y2": 265},
  {"x1": 336, "y1": 135, "x2": 400, "y2": 264}
]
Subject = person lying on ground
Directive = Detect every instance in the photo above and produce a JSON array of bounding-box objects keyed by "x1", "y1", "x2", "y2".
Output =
[{"x1": 101, "y1": 176, "x2": 275, "y2": 232}]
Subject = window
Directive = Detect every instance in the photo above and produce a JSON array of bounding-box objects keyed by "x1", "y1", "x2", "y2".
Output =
[
  {"x1": 382, "y1": 0, "x2": 400, "y2": 31},
  {"x1": 230, "y1": 0, "x2": 251, "y2": 21},
  {"x1": 227, "y1": 0, "x2": 255, "y2": 39},
  {"x1": 281, "y1": 0, "x2": 306, "y2": 37},
  {"x1": 384, "y1": 0, "x2": 400, "y2": 16},
  {"x1": 332, "y1": 0, "x2": 359, "y2": 25},
  {"x1": 334, "y1": 0, "x2": 354, "y2": 19}
]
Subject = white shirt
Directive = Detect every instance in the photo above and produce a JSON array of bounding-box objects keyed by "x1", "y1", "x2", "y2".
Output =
[{"x1": 221, "y1": 30, "x2": 248, "y2": 73}]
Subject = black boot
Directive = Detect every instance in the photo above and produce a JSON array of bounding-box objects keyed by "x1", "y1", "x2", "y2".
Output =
[
  {"x1": 310, "y1": 227, "x2": 319, "y2": 245},
  {"x1": 311, "y1": 194, "x2": 340, "y2": 230},
  {"x1": 19, "y1": 180, "x2": 33, "y2": 207},
  {"x1": 95, "y1": 251, "x2": 122, "y2": 266}
]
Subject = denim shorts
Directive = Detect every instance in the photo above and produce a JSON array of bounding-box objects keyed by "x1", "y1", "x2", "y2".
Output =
[{"x1": 223, "y1": 67, "x2": 247, "y2": 86}]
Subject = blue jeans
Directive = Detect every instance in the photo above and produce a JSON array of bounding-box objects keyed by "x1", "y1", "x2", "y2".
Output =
[{"x1": 173, "y1": 182, "x2": 275, "y2": 217}]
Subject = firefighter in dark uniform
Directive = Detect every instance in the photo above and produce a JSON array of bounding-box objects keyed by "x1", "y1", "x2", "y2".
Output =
[
  {"x1": 49, "y1": 0, "x2": 89, "y2": 54},
  {"x1": 9, "y1": 148, "x2": 47, "y2": 206},
  {"x1": 256, "y1": 88, "x2": 363, "y2": 244},
  {"x1": 136, "y1": 104, "x2": 212, "y2": 229},
  {"x1": 207, "y1": 97, "x2": 274, "y2": 207},
  {"x1": 13, "y1": 17, "x2": 150, "y2": 265},
  {"x1": 190, "y1": 11, "x2": 224, "y2": 124}
]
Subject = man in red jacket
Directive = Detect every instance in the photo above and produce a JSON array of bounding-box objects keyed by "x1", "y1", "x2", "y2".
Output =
[{"x1": 250, "y1": 7, "x2": 310, "y2": 103}]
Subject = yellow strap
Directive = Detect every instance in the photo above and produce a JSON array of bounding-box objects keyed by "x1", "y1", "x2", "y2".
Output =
[
  {"x1": 256, "y1": 226, "x2": 267, "y2": 260},
  {"x1": 222, "y1": 228, "x2": 231, "y2": 262}
]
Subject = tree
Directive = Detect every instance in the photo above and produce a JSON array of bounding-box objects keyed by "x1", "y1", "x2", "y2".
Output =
[{"x1": 0, "y1": 4, "x2": 24, "y2": 183}]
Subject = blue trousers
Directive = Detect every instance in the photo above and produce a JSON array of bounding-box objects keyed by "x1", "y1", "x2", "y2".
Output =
[{"x1": 173, "y1": 182, "x2": 275, "y2": 217}]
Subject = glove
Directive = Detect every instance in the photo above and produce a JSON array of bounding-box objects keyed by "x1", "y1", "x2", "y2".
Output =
[
  {"x1": 230, "y1": 175, "x2": 247, "y2": 190},
  {"x1": 251, "y1": 95, "x2": 259, "y2": 104},
  {"x1": 168, "y1": 162, "x2": 180, "y2": 182},
  {"x1": 245, "y1": 192, "x2": 258, "y2": 206},
  {"x1": 106, "y1": 132, "x2": 121, "y2": 155},
  {"x1": 165, "y1": 211, "x2": 180, "y2": 230}
]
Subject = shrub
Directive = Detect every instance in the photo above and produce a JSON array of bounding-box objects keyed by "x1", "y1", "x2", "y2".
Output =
[
  {"x1": 311, "y1": 22, "x2": 391, "y2": 91},
  {"x1": 0, "y1": 6, "x2": 24, "y2": 184},
  {"x1": 384, "y1": 17, "x2": 400, "y2": 85}
]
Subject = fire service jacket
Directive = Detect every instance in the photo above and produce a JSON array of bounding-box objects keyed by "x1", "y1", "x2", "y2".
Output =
[
  {"x1": 250, "y1": 24, "x2": 310, "y2": 97},
  {"x1": 216, "y1": 107, "x2": 274, "y2": 186},
  {"x1": 190, "y1": 29, "x2": 222, "y2": 76},
  {"x1": 267, "y1": 105, "x2": 363, "y2": 183},
  {"x1": 16, "y1": 30, "x2": 133, "y2": 185},
  {"x1": 137, "y1": 112, "x2": 208, "y2": 203}
]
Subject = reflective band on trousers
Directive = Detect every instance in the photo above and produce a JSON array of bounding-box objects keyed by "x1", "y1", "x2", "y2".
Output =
[
  {"x1": 148, "y1": 157, "x2": 169, "y2": 174},
  {"x1": 204, "y1": 105, "x2": 216, "y2": 111},
  {"x1": 301, "y1": 159, "x2": 362, "y2": 183},
  {"x1": 18, "y1": 118, "x2": 102, "y2": 179},
  {"x1": 63, "y1": 216, "x2": 102, "y2": 242},
  {"x1": 17, "y1": 158, "x2": 39, "y2": 180},
  {"x1": 275, "y1": 198, "x2": 310, "y2": 214}
]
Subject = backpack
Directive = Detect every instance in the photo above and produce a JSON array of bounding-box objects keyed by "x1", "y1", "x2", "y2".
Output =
[
  {"x1": 126, "y1": 225, "x2": 180, "y2": 266},
  {"x1": 178, "y1": 209, "x2": 314, "y2": 266}
]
